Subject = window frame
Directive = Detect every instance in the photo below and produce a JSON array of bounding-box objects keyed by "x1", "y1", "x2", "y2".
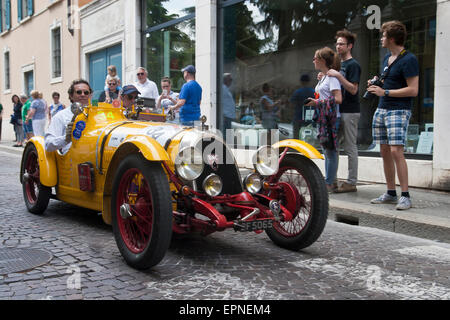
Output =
[
  {"x1": 3, "y1": 49, "x2": 10, "y2": 92},
  {"x1": 50, "y1": 21, "x2": 63, "y2": 83}
]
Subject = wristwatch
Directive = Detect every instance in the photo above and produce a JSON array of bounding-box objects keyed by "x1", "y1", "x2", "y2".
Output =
[{"x1": 384, "y1": 90, "x2": 390, "y2": 97}]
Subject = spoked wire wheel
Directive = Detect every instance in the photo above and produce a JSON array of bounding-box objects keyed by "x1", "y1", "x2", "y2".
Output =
[
  {"x1": 21, "y1": 144, "x2": 51, "y2": 214},
  {"x1": 265, "y1": 154, "x2": 328, "y2": 250},
  {"x1": 116, "y1": 169, "x2": 154, "y2": 254},
  {"x1": 111, "y1": 154, "x2": 172, "y2": 270}
]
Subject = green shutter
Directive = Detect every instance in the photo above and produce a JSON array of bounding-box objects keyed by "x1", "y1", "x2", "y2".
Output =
[
  {"x1": 6, "y1": 0, "x2": 11, "y2": 30},
  {"x1": 27, "y1": 0, "x2": 33, "y2": 17},
  {"x1": 18, "y1": 0, "x2": 22, "y2": 21}
]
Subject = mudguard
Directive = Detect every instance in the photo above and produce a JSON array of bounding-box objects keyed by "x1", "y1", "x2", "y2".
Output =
[
  {"x1": 118, "y1": 135, "x2": 170, "y2": 161},
  {"x1": 272, "y1": 139, "x2": 324, "y2": 160},
  {"x1": 23, "y1": 137, "x2": 58, "y2": 187},
  {"x1": 101, "y1": 134, "x2": 170, "y2": 225}
]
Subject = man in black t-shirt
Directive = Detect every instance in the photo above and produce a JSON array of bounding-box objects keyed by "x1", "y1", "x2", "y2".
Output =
[
  {"x1": 327, "y1": 29, "x2": 361, "y2": 193},
  {"x1": 366, "y1": 21, "x2": 419, "y2": 211}
]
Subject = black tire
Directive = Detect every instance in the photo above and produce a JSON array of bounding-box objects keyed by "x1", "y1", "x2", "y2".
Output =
[
  {"x1": 21, "y1": 144, "x2": 51, "y2": 214},
  {"x1": 265, "y1": 154, "x2": 328, "y2": 250},
  {"x1": 111, "y1": 154, "x2": 173, "y2": 270}
]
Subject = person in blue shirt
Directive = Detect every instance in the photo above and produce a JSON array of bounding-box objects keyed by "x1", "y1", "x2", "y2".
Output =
[
  {"x1": 290, "y1": 74, "x2": 315, "y2": 140},
  {"x1": 169, "y1": 65, "x2": 202, "y2": 126},
  {"x1": 366, "y1": 21, "x2": 419, "y2": 211}
]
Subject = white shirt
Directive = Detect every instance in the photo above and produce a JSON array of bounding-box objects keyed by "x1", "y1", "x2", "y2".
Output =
[
  {"x1": 44, "y1": 107, "x2": 74, "y2": 155},
  {"x1": 158, "y1": 91, "x2": 179, "y2": 124},
  {"x1": 315, "y1": 75, "x2": 341, "y2": 117},
  {"x1": 134, "y1": 79, "x2": 159, "y2": 100}
]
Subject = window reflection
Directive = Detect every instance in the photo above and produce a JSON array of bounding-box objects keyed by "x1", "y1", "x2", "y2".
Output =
[{"x1": 219, "y1": 0, "x2": 436, "y2": 155}]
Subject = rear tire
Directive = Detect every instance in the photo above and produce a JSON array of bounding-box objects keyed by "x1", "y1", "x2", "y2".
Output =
[
  {"x1": 21, "y1": 144, "x2": 51, "y2": 215},
  {"x1": 111, "y1": 154, "x2": 173, "y2": 270},
  {"x1": 265, "y1": 154, "x2": 328, "y2": 250}
]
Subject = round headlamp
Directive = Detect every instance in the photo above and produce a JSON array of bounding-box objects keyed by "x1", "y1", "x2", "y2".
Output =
[
  {"x1": 202, "y1": 174, "x2": 223, "y2": 197},
  {"x1": 175, "y1": 147, "x2": 204, "y2": 181},
  {"x1": 244, "y1": 173, "x2": 262, "y2": 194},
  {"x1": 253, "y1": 146, "x2": 279, "y2": 176}
]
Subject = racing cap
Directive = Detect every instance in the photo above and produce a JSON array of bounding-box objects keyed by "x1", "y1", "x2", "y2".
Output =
[
  {"x1": 121, "y1": 85, "x2": 141, "y2": 96},
  {"x1": 181, "y1": 65, "x2": 196, "y2": 74}
]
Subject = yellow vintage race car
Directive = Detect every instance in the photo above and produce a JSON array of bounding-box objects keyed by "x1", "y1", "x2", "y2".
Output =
[{"x1": 20, "y1": 101, "x2": 328, "y2": 270}]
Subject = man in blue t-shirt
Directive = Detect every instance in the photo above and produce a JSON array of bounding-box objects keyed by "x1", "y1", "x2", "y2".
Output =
[
  {"x1": 366, "y1": 21, "x2": 419, "y2": 211},
  {"x1": 169, "y1": 65, "x2": 202, "y2": 126},
  {"x1": 290, "y1": 74, "x2": 315, "y2": 140}
]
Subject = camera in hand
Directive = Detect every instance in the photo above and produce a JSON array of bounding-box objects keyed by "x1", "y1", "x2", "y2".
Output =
[{"x1": 363, "y1": 78, "x2": 383, "y2": 100}]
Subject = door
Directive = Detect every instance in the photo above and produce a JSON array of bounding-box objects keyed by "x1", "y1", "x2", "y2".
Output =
[{"x1": 88, "y1": 44, "x2": 122, "y2": 100}]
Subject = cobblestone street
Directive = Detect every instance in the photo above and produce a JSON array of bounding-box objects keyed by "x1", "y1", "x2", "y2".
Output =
[{"x1": 1, "y1": 150, "x2": 450, "y2": 301}]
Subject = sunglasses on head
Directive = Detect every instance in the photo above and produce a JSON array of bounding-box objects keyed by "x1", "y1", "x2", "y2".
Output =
[{"x1": 76, "y1": 90, "x2": 91, "y2": 95}]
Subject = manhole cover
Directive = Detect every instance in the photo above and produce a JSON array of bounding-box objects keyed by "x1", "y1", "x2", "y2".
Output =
[{"x1": 0, "y1": 248, "x2": 53, "y2": 275}]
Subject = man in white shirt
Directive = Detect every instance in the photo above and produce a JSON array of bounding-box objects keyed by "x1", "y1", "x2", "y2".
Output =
[
  {"x1": 45, "y1": 79, "x2": 92, "y2": 155},
  {"x1": 134, "y1": 67, "x2": 159, "y2": 100}
]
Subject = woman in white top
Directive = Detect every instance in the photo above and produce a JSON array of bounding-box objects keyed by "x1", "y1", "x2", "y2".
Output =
[{"x1": 306, "y1": 47, "x2": 342, "y2": 192}]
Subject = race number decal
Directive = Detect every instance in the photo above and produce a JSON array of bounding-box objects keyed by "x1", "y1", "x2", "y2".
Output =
[{"x1": 140, "y1": 125, "x2": 182, "y2": 146}]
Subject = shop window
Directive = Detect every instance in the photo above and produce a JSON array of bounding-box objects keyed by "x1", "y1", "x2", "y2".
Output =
[
  {"x1": 218, "y1": 0, "x2": 436, "y2": 155},
  {"x1": 143, "y1": 0, "x2": 195, "y2": 92}
]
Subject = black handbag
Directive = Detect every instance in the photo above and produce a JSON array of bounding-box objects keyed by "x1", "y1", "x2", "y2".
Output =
[{"x1": 10, "y1": 114, "x2": 17, "y2": 125}]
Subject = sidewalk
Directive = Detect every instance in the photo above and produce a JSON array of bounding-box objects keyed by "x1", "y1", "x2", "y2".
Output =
[
  {"x1": 1, "y1": 138, "x2": 449, "y2": 243},
  {"x1": 329, "y1": 182, "x2": 450, "y2": 243}
]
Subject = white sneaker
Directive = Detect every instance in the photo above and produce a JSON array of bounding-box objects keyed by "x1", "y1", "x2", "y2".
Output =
[
  {"x1": 370, "y1": 193, "x2": 398, "y2": 204},
  {"x1": 396, "y1": 196, "x2": 412, "y2": 210}
]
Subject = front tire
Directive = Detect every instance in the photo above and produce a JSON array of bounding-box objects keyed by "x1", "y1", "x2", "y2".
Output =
[
  {"x1": 111, "y1": 154, "x2": 173, "y2": 270},
  {"x1": 265, "y1": 154, "x2": 328, "y2": 250},
  {"x1": 21, "y1": 144, "x2": 51, "y2": 214}
]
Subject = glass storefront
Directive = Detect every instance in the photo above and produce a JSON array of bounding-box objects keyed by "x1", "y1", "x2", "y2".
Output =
[
  {"x1": 143, "y1": 0, "x2": 196, "y2": 93},
  {"x1": 218, "y1": 0, "x2": 436, "y2": 155}
]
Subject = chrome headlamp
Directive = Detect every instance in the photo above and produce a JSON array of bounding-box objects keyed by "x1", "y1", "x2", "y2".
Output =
[
  {"x1": 202, "y1": 174, "x2": 223, "y2": 197},
  {"x1": 175, "y1": 147, "x2": 204, "y2": 181},
  {"x1": 253, "y1": 146, "x2": 279, "y2": 176},
  {"x1": 244, "y1": 173, "x2": 262, "y2": 194}
]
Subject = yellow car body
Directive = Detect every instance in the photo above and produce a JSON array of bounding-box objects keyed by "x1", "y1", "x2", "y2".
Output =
[{"x1": 21, "y1": 101, "x2": 327, "y2": 270}]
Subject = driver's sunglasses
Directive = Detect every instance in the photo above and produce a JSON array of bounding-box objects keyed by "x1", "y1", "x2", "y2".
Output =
[
  {"x1": 137, "y1": 73, "x2": 145, "y2": 76},
  {"x1": 127, "y1": 94, "x2": 137, "y2": 100},
  {"x1": 76, "y1": 90, "x2": 91, "y2": 95}
]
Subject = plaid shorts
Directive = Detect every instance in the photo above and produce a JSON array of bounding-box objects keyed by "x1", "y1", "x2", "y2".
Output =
[{"x1": 372, "y1": 109, "x2": 411, "y2": 146}]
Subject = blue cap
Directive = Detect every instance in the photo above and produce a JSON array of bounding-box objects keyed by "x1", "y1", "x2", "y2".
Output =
[
  {"x1": 181, "y1": 65, "x2": 196, "y2": 74},
  {"x1": 121, "y1": 85, "x2": 140, "y2": 95}
]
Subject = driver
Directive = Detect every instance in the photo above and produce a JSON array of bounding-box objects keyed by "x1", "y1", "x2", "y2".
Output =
[
  {"x1": 119, "y1": 85, "x2": 140, "y2": 109},
  {"x1": 45, "y1": 79, "x2": 92, "y2": 154}
]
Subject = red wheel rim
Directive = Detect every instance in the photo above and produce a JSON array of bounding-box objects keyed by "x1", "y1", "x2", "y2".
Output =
[
  {"x1": 24, "y1": 149, "x2": 40, "y2": 205},
  {"x1": 116, "y1": 168, "x2": 154, "y2": 254},
  {"x1": 269, "y1": 166, "x2": 312, "y2": 237}
]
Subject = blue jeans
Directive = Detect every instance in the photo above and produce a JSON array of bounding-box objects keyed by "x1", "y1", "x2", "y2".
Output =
[
  {"x1": 323, "y1": 118, "x2": 340, "y2": 185},
  {"x1": 181, "y1": 120, "x2": 195, "y2": 127}
]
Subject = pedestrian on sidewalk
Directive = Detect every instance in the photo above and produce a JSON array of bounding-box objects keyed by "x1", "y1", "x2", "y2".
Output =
[
  {"x1": 26, "y1": 91, "x2": 47, "y2": 137},
  {"x1": 48, "y1": 92, "x2": 66, "y2": 124},
  {"x1": 366, "y1": 21, "x2": 419, "y2": 210},
  {"x1": 305, "y1": 47, "x2": 343, "y2": 193},
  {"x1": 20, "y1": 94, "x2": 33, "y2": 143},
  {"x1": 169, "y1": 65, "x2": 202, "y2": 126},
  {"x1": 327, "y1": 29, "x2": 361, "y2": 193},
  {"x1": 0, "y1": 102, "x2": 3, "y2": 141},
  {"x1": 12, "y1": 95, "x2": 24, "y2": 147}
]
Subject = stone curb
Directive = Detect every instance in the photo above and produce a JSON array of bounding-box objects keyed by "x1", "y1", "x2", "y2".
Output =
[{"x1": 329, "y1": 198, "x2": 450, "y2": 243}]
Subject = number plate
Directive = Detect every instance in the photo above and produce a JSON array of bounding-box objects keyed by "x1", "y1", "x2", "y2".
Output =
[{"x1": 235, "y1": 219, "x2": 273, "y2": 232}]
